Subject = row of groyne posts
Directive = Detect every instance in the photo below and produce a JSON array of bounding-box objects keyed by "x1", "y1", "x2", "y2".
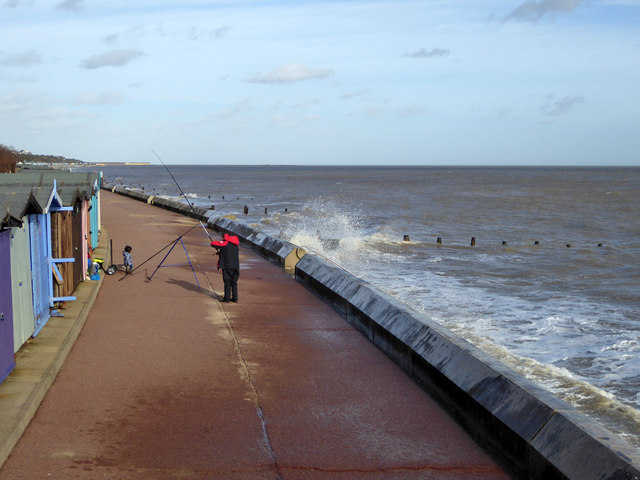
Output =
[
  {"x1": 211, "y1": 199, "x2": 287, "y2": 216},
  {"x1": 213, "y1": 204, "x2": 608, "y2": 249},
  {"x1": 128, "y1": 186, "x2": 609, "y2": 250},
  {"x1": 228, "y1": 204, "x2": 608, "y2": 250},
  {"x1": 404, "y1": 235, "x2": 606, "y2": 249}
]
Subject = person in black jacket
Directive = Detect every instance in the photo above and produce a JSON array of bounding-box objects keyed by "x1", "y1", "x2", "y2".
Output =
[{"x1": 211, "y1": 233, "x2": 240, "y2": 303}]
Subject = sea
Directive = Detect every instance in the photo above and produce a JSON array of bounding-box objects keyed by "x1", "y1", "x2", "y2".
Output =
[{"x1": 88, "y1": 164, "x2": 640, "y2": 447}]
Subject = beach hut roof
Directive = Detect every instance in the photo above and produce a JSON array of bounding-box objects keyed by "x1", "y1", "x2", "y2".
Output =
[
  {"x1": 0, "y1": 177, "x2": 64, "y2": 213},
  {"x1": 0, "y1": 187, "x2": 43, "y2": 229},
  {"x1": 0, "y1": 171, "x2": 98, "y2": 189},
  {"x1": 0, "y1": 171, "x2": 99, "y2": 207}
]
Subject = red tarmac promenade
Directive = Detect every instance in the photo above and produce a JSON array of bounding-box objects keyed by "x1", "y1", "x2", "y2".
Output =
[{"x1": 0, "y1": 191, "x2": 514, "y2": 479}]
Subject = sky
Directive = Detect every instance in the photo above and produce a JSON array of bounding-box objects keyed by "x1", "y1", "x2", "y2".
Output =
[{"x1": 1, "y1": 0, "x2": 639, "y2": 166}]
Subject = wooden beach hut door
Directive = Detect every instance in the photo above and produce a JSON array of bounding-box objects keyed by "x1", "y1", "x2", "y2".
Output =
[
  {"x1": 0, "y1": 229, "x2": 16, "y2": 384},
  {"x1": 10, "y1": 222, "x2": 35, "y2": 352},
  {"x1": 72, "y1": 199, "x2": 83, "y2": 286},
  {"x1": 51, "y1": 211, "x2": 74, "y2": 298}
]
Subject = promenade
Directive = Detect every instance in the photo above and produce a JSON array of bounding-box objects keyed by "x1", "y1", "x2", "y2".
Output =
[{"x1": 0, "y1": 191, "x2": 513, "y2": 479}]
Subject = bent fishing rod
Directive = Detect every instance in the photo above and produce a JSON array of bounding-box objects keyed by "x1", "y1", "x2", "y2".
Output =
[
  {"x1": 152, "y1": 149, "x2": 213, "y2": 242},
  {"x1": 118, "y1": 152, "x2": 217, "y2": 285}
]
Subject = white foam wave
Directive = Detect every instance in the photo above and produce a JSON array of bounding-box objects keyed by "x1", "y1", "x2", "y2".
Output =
[
  {"x1": 602, "y1": 338, "x2": 639, "y2": 353},
  {"x1": 449, "y1": 330, "x2": 640, "y2": 446},
  {"x1": 184, "y1": 192, "x2": 205, "y2": 199}
]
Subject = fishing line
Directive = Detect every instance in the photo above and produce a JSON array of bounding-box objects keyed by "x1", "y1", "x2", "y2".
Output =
[
  {"x1": 152, "y1": 149, "x2": 213, "y2": 241},
  {"x1": 152, "y1": 149, "x2": 196, "y2": 210},
  {"x1": 299, "y1": 245, "x2": 360, "y2": 278},
  {"x1": 126, "y1": 150, "x2": 217, "y2": 294}
]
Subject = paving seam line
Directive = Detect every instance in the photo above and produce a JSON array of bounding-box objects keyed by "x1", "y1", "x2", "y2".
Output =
[{"x1": 215, "y1": 294, "x2": 283, "y2": 479}]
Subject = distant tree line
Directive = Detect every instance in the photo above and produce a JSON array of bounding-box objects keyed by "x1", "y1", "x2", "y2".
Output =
[
  {"x1": 0, "y1": 144, "x2": 85, "y2": 172},
  {"x1": 0, "y1": 144, "x2": 18, "y2": 173},
  {"x1": 16, "y1": 151, "x2": 85, "y2": 165}
]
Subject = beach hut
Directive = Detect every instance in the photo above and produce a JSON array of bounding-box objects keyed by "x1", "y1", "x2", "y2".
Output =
[
  {"x1": 28, "y1": 182, "x2": 69, "y2": 336},
  {"x1": 88, "y1": 173, "x2": 101, "y2": 250},
  {"x1": 3, "y1": 187, "x2": 39, "y2": 351},
  {"x1": 70, "y1": 171, "x2": 101, "y2": 256},
  {"x1": 54, "y1": 186, "x2": 88, "y2": 288},
  {"x1": 0, "y1": 198, "x2": 19, "y2": 383}
]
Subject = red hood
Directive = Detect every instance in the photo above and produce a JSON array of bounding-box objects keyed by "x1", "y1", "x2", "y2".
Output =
[
  {"x1": 212, "y1": 233, "x2": 240, "y2": 247},
  {"x1": 224, "y1": 234, "x2": 240, "y2": 246}
]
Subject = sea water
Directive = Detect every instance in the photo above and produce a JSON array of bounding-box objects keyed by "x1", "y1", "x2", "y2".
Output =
[{"x1": 94, "y1": 164, "x2": 640, "y2": 446}]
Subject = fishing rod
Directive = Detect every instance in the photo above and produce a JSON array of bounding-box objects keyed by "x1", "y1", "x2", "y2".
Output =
[{"x1": 152, "y1": 149, "x2": 213, "y2": 241}]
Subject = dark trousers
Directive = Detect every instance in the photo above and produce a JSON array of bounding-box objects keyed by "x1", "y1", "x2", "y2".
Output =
[{"x1": 222, "y1": 269, "x2": 239, "y2": 301}]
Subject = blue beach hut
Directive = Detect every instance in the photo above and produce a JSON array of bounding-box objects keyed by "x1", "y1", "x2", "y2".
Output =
[
  {"x1": 27, "y1": 180, "x2": 74, "y2": 335},
  {"x1": 88, "y1": 173, "x2": 101, "y2": 250},
  {"x1": 24, "y1": 183, "x2": 66, "y2": 337}
]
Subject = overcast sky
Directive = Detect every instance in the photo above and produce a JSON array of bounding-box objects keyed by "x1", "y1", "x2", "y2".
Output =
[{"x1": 1, "y1": 0, "x2": 639, "y2": 165}]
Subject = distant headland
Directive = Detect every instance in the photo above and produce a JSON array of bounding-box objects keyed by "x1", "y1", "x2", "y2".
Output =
[{"x1": 91, "y1": 162, "x2": 152, "y2": 166}]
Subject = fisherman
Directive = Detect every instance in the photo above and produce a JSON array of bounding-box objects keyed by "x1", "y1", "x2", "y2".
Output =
[{"x1": 211, "y1": 233, "x2": 240, "y2": 303}]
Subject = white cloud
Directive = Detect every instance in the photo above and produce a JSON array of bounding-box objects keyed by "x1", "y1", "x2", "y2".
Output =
[
  {"x1": 248, "y1": 63, "x2": 333, "y2": 84},
  {"x1": 0, "y1": 90, "x2": 43, "y2": 115},
  {"x1": 405, "y1": 48, "x2": 450, "y2": 58},
  {"x1": 1, "y1": 49, "x2": 42, "y2": 67},
  {"x1": 503, "y1": 0, "x2": 582, "y2": 22},
  {"x1": 104, "y1": 34, "x2": 119, "y2": 45},
  {"x1": 55, "y1": 0, "x2": 83, "y2": 12},
  {"x1": 541, "y1": 95, "x2": 585, "y2": 115},
  {"x1": 340, "y1": 91, "x2": 367, "y2": 100},
  {"x1": 204, "y1": 97, "x2": 254, "y2": 121},
  {"x1": 1, "y1": 0, "x2": 32, "y2": 7},
  {"x1": 213, "y1": 25, "x2": 231, "y2": 39},
  {"x1": 74, "y1": 91, "x2": 125, "y2": 106},
  {"x1": 396, "y1": 105, "x2": 429, "y2": 117},
  {"x1": 79, "y1": 49, "x2": 145, "y2": 69},
  {"x1": 187, "y1": 24, "x2": 231, "y2": 41}
]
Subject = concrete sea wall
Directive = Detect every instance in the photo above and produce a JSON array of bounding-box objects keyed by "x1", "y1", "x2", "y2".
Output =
[{"x1": 105, "y1": 184, "x2": 640, "y2": 480}]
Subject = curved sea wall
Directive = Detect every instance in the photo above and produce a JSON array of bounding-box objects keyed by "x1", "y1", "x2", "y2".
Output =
[{"x1": 105, "y1": 185, "x2": 640, "y2": 480}]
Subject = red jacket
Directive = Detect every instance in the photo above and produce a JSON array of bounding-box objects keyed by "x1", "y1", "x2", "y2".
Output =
[{"x1": 211, "y1": 234, "x2": 240, "y2": 270}]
